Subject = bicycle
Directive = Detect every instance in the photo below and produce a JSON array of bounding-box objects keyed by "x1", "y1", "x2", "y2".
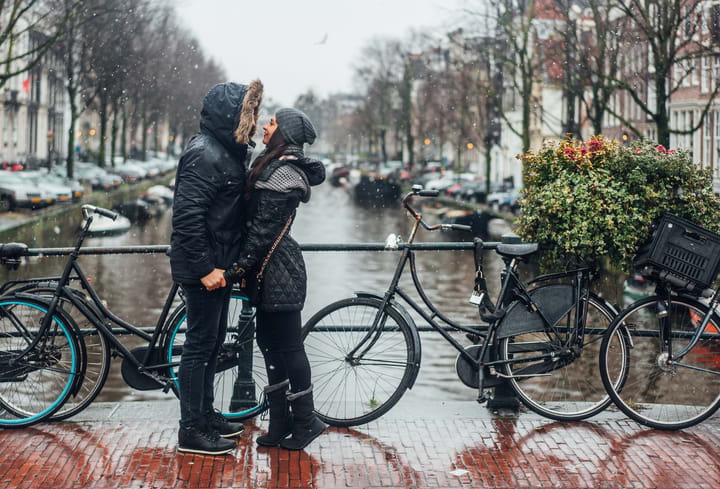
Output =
[
  {"x1": 599, "y1": 213, "x2": 720, "y2": 430},
  {"x1": 0, "y1": 204, "x2": 268, "y2": 427},
  {"x1": 301, "y1": 185, "x2": 627, "y2": 427}
]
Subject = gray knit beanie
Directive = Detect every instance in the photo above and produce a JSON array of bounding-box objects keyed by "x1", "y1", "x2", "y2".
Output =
[{"x1": 275, "y1": 108, "x2": 317, "y2": 145}]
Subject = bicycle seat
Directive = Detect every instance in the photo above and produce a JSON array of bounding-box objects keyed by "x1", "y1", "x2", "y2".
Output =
[{"x1": 495, "y1": 243, "x2": 539, "y2": 258}]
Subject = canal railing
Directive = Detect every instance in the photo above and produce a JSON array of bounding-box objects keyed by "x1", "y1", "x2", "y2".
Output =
[{"x1": 1, "y1": 240, "x2": 510, "y2": 335}]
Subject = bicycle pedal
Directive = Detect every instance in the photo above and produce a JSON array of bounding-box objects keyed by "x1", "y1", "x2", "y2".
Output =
[{"x1": 162, "y1": 381, "x2": 173, "y2": 394}]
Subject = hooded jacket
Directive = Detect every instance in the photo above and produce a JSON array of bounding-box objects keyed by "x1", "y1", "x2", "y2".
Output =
[
  {"x1": 170, "y1": 81, "x2": 263, "y2": 283},
  {"x1": 235, "y1": 145, "x2": 325, "y2": 311}
]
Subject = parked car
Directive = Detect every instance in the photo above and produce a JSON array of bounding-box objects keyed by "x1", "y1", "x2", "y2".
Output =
[
  {"x1": 16, "y1": 171, "x2": 74, "y2": 203},
  {"x1": 44, "y1": 174, "x2": 85, "y2": 202},
  {"x1": 0, "y1": 171, "x2": 56, "y2": 210},
  {"x1": 113, "y1": 162, "x2": 148, "y2": 183},
  {"x1": 487, "y1": 188, "x2": 523, "y2": 214},
  {"x1": 73, "y1": 163, "x2": 123, "y2": 189}
]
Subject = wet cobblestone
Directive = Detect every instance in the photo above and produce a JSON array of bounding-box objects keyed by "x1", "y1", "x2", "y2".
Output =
[{"x1": 0, "y1": 414, "x2": 718, "y2": 488}]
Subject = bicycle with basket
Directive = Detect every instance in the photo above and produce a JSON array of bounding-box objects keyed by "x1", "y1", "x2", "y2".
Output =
[{"x1": 599, "y1": 213, "x2": 720, "y2": 429}]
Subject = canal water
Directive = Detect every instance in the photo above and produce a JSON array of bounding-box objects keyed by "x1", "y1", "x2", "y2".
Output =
[{"x1": 1, "y1": 184, "x2": 515, "y2": 404}]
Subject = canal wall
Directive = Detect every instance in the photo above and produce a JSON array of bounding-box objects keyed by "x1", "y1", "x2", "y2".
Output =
[{"x1": 0, "y1": 174, "x2": 175, "y2": 246}]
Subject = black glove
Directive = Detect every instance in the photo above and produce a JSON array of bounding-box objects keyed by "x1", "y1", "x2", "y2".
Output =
[{"x1": 223, "y1": 263, "x2": 246, "y2": 284}]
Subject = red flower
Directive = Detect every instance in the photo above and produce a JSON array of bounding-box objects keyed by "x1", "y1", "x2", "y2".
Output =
[
  {"x1": 655, "y1": 144, "x2": 668, "y2": 154},
  {"x1": 564, "y1": 147, "x2": 577, "y2": 159},
  {"x1": 580, "y1": 147, "x2": 588, "y2": 156},
  {"x1": 635, "y1": 148, "x2": 642, "y2": 154},
  {"x1": 588, "y1": 139, "x2": 603, "y2": 152},
  {"x1": 667, "y1": 149, "x2": 675, "y2": 154}
]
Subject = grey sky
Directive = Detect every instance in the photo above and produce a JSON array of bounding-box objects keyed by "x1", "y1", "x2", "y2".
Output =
[{"x1": 175, "y1": 0, "x2": 463, "y2": 106}]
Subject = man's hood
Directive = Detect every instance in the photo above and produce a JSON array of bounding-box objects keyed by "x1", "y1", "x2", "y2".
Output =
[{"x1": 199, "y1": 80, "x2": 263, "y2": 155}]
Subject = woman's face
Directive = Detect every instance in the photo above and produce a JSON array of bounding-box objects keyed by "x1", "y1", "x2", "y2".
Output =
[{"x1": 262, "y1": 116, "x2": 278, "y2": 145}]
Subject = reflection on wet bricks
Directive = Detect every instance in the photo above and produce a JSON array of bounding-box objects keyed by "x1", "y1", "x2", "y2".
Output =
[{"x1": 0, "y1": 416, "x2": 718, "y2": 489}]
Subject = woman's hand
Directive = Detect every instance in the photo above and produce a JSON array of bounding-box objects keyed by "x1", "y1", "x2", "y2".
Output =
[{"x1": 201, "y1": 268, "x2": 227, "y2": 290}]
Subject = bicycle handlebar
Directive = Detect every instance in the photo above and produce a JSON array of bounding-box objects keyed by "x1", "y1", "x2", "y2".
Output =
[
  {"x1": 402, "y1": 185, "x2": 473, "y2": 234},
  {"x1": 82, "y1": 204, "x2": 119, "y2": 221}
]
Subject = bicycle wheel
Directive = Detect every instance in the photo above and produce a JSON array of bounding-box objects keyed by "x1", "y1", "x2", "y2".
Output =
[
  {"x1": 301, "y1": 296, "x2": 417, "y2": 427},
  {"x1": 0, "y1": 296, "x2": 80, "y2": 427},
  {"x1": 163, "y1": 292, "x2": 268, "y2": 420},
  {"x1": 19, "y1": 287, "x2": 112, "y2": 421},
  {"x1": 499, "y1": 292, "x2": 625, "y2": 421},
  {"x1": 600, "y1": 295, "x2": 720, "y2": 430}
]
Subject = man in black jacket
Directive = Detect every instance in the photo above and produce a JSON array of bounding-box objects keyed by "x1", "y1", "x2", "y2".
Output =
[{"x1": 170, "y1": 80, "x2": 262, "y2": 455}]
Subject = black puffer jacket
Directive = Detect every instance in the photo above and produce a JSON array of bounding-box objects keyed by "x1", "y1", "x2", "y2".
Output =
[
  {"x1": 234, "y1": 146, "x2": 325, "y2": 311},
  {"x1": 170, "y1": 81, "x2": 263, "y2": 283}
]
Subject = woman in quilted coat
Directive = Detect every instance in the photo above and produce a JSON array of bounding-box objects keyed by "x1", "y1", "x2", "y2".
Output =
[{"x1": 227, "y1": 108, "x2": 326, "y2": 450}]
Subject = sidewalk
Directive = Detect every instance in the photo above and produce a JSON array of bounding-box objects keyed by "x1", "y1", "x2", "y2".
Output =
[{"x1": 0, "y1": 399, "x2": 718, "y2": 489}]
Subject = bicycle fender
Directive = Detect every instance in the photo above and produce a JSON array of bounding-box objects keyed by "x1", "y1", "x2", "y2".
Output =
[{"x1": 354, "y1": 291, "x2": 422, "y2": 389}]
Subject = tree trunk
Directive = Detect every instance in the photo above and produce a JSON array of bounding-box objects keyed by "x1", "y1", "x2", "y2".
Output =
[
  {"x1": 141, "y1": 105, "x2": 148, "y2": 161},
  {"x1": 121, "y1": 104, "x2": 128, "y2": 161},
  {"x1": 97, "y1": 96, "x2": 109, "y2": 167},
  {"x1": 655, "y1": 75, "x2": 670, "y2": 147},
  {"x1": 110, "y1": 100, "x2": 119, "y2": 167}
]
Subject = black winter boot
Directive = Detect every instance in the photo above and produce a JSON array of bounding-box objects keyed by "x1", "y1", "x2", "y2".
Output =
[
  {"x1": 206, "y1": 409, "x2": 245, "y2": 438},
  {"x1": 256, "y1": 380, "x2": 293, "y2": 447},
  {"x1": 178, "y1": 425, "x2": 237, "y2": 455},
  {"x1": 279, "y1": 385, "x2": 326, "y2": 451}
]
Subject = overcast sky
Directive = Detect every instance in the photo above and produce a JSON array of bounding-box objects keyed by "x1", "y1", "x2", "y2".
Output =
[{"x1": 175, "y1": 0, "x2": 465, "y2": 106}]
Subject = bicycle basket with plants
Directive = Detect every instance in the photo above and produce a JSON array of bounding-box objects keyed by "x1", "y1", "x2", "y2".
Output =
[{"x1": 516, "y1": 136, "x2": 720, "y2": 281}]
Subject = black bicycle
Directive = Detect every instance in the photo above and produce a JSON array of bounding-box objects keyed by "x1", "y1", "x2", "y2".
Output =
[
  {"x1": 599, "y1": 213, "x2": 720, "y2": 430},
  {"x1": 301, "y1": 185, "x2": 628, "y2": 426},
  {"x1": 0, "y1": 205, "x2": 268, "y2": 427}
]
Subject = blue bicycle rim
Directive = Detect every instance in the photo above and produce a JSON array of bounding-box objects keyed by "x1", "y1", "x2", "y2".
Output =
[{"x1": 0, "y1": 300, "x2": 77, "y2": 425}]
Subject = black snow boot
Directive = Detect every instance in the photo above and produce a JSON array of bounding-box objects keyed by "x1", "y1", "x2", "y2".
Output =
[
  {"x1": 279, "y1": 385, "x2": 326, "y2": 451},
  {"x1": 256, "y1": 380, "x2": 293, "y2": 447},
  {"x1": 178, "y1": 425, "x2": 236, "y2": 455}
]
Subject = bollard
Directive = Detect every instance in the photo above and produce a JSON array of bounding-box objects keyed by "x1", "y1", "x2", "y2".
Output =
[
  {"x1": 229, "y1": 299, "x2": 258, "y2": 411},
  {"x1": 486, "y1": 232, "x2": 521, "y2": 411}
]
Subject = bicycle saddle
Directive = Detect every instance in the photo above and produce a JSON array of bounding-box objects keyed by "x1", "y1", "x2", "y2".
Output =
[{"x1": 495, "y1": 243, "x2": 539, "y2": 258}]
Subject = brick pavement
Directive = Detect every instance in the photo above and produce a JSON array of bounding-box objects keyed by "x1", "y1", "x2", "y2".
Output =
[{"x1": 0, "y1": 412, "x2": 719, "y2": 489}]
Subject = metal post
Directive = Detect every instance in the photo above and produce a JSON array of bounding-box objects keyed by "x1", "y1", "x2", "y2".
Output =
[
  {"x1": 229, "y1": 299, "x2": 258, "y2": 411},
  {"x1": 486, "y1": 232, "x2": 521, "y2": 412}
]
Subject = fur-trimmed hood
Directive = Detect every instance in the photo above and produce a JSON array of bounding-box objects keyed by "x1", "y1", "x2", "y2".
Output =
[{"x1": 199, "y1": 80, "x2": 263, "y2": 156}]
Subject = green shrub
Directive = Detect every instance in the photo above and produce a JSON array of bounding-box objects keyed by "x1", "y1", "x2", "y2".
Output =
[{"x1": 517, "y1": 137, "x2": 720, "y2": 272}]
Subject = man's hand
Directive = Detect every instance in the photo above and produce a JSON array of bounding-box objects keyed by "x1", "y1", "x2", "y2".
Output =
[{"x1": 201, "y1": 268, "x2": 226, "y2": 291}]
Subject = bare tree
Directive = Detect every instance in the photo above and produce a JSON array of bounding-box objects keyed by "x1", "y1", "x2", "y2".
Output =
[
  {"x1": 0, "y1": 0, "x2": 81, "y2": 90},
  {"x1": 608, "y1": 0, "x2": 720, "y2": 146}
]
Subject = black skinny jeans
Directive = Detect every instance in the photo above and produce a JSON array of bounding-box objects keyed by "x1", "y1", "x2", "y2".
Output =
[
  {"x1": 255, "y1": 309, "x2": 311, "y2": 393},
  {"x1": 178, "y1": 283, "x2": 231, "y2": 428}
]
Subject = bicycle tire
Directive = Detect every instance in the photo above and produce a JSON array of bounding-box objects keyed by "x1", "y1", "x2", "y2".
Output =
[
  {"x1": 600, "y1": 295, "x2": 720, "y2": 430},
  {"x1": 162, "y1": 292, "x2": 268, "y2": 420},
  {"x1": 16, "y1": 287, "x2": 112, "y2": 421},
  {"x1": 0, "y1": 296, "x2": 81, "y2": 427},
  {"x1": 499, "y1": 292, "x2": 626, "y2": 421},
  {"x1": 301, "y1": 296, "x2": 417, "y2": 427}
]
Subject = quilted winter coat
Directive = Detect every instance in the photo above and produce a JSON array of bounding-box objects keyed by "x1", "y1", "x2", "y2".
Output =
[{"x1": 234, "y1": 146, "x2": 325, "y2": 311}]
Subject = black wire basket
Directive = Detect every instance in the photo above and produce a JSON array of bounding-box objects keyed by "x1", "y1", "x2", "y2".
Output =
[{"x1": 634, "y1": 213, "x2": 720, "y2": 293}]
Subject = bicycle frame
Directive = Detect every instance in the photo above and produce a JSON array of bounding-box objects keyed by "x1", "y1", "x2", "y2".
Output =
[
  {"x1": 656, "y1": 286, "x2": 720, "y2": 372},
  {"x1": 348, "y1": 192, "x2": 596, "y2": 382},
  {"x1": 14, "y1": 214, "x2": 181, "y2": 382}
]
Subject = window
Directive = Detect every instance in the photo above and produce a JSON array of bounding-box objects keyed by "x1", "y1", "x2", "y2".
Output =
[{"x1": 702, "y1": 56, "x2": 710, "y2": 93}]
